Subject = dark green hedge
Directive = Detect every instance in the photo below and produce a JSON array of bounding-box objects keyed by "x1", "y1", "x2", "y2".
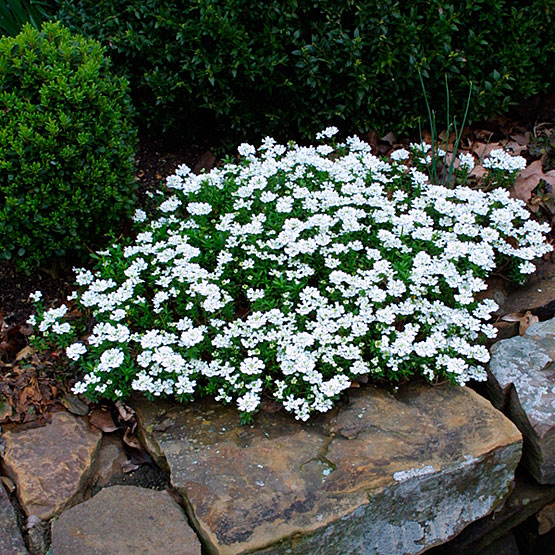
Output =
[
  {"x1": 58, "y1": 0, "x2": 554, "y2": 146},
  {"x1": 0, "y1": 22, "x2": 137, "y2": 271}
]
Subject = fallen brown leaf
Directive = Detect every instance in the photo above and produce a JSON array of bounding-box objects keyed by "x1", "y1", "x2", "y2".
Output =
[
  {"x1": 121, "y1": 461, "x2": 140, "y2": 473},
  {"x1": 471, "y1": 141, "x2": 499, "y2": 160},
  {"x1": 0, "y1": 395, "x2": 13, "y2": 422},
  {"x1": 519, "y1": 311, "x2": 539, "y2": 335},
  {"x1": 193, "y1": 150, "x2": 216, "y2": 174},
  {"x1": 469, "y1": 165, "x2": 488, "y2": 180},
  {"x1": 123, "y1": 427, "x2": 142, "y2": 450},
  {"x1": 380, "y1": 131, "x2": 396, "y2": 146},
  {"x1": 501, "y1": 312, "x2": 526, "y2": 322},
  {"x1": 89, "y1": 408, "x2": 118, "y2": 433},
  {"x1": 1, "y1": 476, "x2": 15, "y2": 494},
  {"x1": 512, "y1": 160, "x2": 555, "y2": 202},
  {"x1": 502, "y1": 140, "x2": 527, "y2": 156},
  {"x1": 115, "y1": 400, "x2": 135, "y2": 422},
  {"x1": 510, "y1": 132, "x2": 530, "y2": 146},
  {"x1": 15, "y1": 345, "x2": 35, "y2": 362}
]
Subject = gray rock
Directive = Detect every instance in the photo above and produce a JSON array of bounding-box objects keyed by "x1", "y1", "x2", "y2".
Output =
[
  {"x1": 50, "y1": 486, "x2": 201, "y2": 555},
  {"x1": 91, "y1": 436, "x2": 127, "y2": 488},
  {"x1": 0, "y1": 484, "x2": 27, "y2": 554},
  {"x1": 0, "y1": 411, "x2": 102, "y2": 519},
  {"x1": 135, "y1": 383, "x2": 522, "y2": 555},
  {"x1": 488, "y1": 318, "x2": 555, "y2": 483},
  {"x1": 428, "y1": 470, "x2": 555, "y2": 554}
]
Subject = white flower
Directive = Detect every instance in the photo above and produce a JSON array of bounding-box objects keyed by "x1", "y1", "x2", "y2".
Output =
[
  {"x1": 315, "y1": 126, "x2": 339, "y2": 140},
  {"x1": 187, "y1": 202, "x2": 212, "y2": 215},
  {"x1": 52, "y1": 321, "x2": 71, "y2": 334},
  {"x1": 519, "y1": 261, "x2": 536, "y2": 274},
  {"x1": 99, "y1": 348, "x2": 125, "y2": 369},
  {"x1": 159, "y1": 196, "x2": 182, "y2": 213},
  {"x1": 458, "y1": 152, "x2": 475, "y2": 171},
  {"x1": 238, "y1": 143, "x2": 256, "y2": 157},
  {"x1": 483, "y1": 149, "x2": 526, "y2": 172},
  {"x1": 66, "y1": 343, "x2": 87, "y2": 361},
  {"x1": 237, "y1": 391, "x2": 261, "y2": 413},
  {"x1": 246, "y1": 288, "x2": 265, "y2": 302},
  {"x1": 316, "y1": 145, "x2": 334, "y2": 156},
  {"x1": 390, "y1": 148, "x2": 409, "y2": 161},
  {"x1": 29, "y1": 290, "x2": 42, "y2": 302},
  {"x1": 74, "y1": 268, "x2": 94, "y2": 286},
  {"x1": 240, "y1": 357, "x2": 265, "y2": 376},
  {"x1": 133, "y1": 209, "x2": 147, "y2": 223}
]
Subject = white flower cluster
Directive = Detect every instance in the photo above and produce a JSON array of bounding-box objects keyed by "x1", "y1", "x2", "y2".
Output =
[
  {"x1": 31, "y1": 133, "x2": 552, "y2": 422},
  {"x1": 458, "y1": 153, "x2": 475, "y2": 171},
  {"x1": 482, "y1": 149, "x2": 527, "y2": 173}
]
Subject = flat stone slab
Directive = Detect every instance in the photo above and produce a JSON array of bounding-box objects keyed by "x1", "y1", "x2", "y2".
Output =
[
  {"x1": 50, "y1": 486, "x2": 201, "y2": 555},
  {"x1": 488, "y1": 318, "x2": 555, "y2": 483},
  {"x1": 0, "y1": 485, "x2": 27, "y2": 555},
  {"x1": 0, "y1": 411, "x2": 102, "y2": 520},
  {"x1": 135, "y1": 383, "x2": 522, "y2": 555}
]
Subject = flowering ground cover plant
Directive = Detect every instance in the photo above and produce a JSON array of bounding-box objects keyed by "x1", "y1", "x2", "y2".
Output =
[{"x1": 30, "y1": 128, "x2": 552, "y2": 422}]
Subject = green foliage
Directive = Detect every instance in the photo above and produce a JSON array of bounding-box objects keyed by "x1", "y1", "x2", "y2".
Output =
[
  {"x1": 58, "y1": 0, "x2": 555, "y2": 147},
  {"x1": 0, "y1": 0, "x2": 57, "y2": 37},
  {"x1": 0, "y1": 21, "x2": 138, "y2": 271}
]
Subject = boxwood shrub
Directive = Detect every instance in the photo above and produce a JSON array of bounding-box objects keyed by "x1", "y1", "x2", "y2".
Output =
[
  {"x1": 58, "y1": 0, "x2": 554, "y2": 146},
  {"x1": 0, "y1": 22, "x2": 137, "y2": 271}
]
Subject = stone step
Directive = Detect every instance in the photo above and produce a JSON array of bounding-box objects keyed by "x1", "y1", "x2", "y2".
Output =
[
  {"x1": 50, "y1": 486, "x2": 201, "y2": 555},
  {"x1": 134, "y1": 383, "x2": 522, "y2": 555}
]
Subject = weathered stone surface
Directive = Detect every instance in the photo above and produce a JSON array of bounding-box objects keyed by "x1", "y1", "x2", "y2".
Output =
[
  {"x1": 135, "y1": 383, "x2": 522, "y2": 555},
  {"x1": 537, "y1": 498, "x2": 555, "y2": 535},
  {"x1": 428, "y1": 469, "x2": 555, "y2": 554},
  {"x1": 488, "y1": 318, "x2": 555, "y2": 483},
  {"x1": 0, "y1": 484, "x2": 27, "y2": 554},
  {"x1": 0, "y1": 411, "x2": 102, "y2": 520},
  {"x1": 91, "y1": 436, "x2": 127, "y2": 489},
  {"x1": 50, "y1": 486, "x2": 201, "y2": 555}
]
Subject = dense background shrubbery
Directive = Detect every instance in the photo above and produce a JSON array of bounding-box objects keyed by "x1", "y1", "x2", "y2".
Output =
[
  {"x1": 58, "y1": 0, "x2": 554, "y2": 146},
  {"x1": 0, "y1": 22, "x2": 137, "y2": 271}
]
